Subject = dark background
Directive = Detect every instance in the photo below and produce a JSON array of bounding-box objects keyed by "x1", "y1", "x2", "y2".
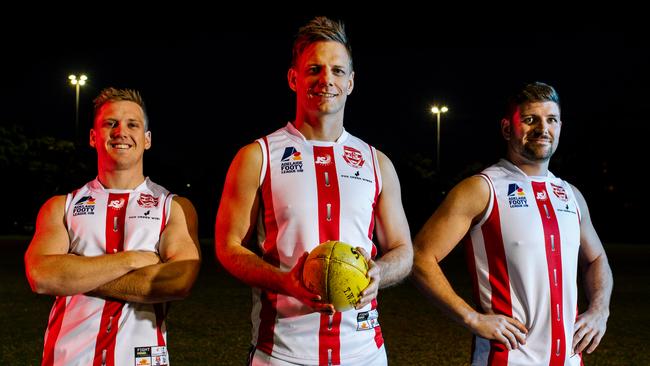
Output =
[{"x1": 1, "y1": 12, "x2": 647, "y2": 243}]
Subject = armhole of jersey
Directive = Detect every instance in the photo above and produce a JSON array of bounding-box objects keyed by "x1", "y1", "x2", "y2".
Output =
[
  {"x1": 472, "y1": 173, "x2": 495, "y2": 229},
  {"x1": 164, "y1": 193, "x2": 175, "y2": 226},
  {"x1": 63, "y1": 191, "x2": 76, "y2": 230},
  {"x1": 564, "y1": 182, "x2": 582, "y2": 223},
  {"x1": 256, "y1": 138, "x2": 268, "y2": 187},
  {"x1": 370, "y1": 145, "x2": 382, "y2": 194}
]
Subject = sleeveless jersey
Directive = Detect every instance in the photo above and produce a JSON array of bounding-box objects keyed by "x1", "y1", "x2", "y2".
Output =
[
  {"x1": 41, "y1": 177, "x2": 174, "y2": 366},
  {"x1": 464, "y1": 159, "x2": 583, "y2": 366},
  {"x1": 252, "y1": 123, "x2": 384, "y2": 365}
]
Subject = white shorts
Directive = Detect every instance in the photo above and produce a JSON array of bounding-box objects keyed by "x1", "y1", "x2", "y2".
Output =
[{"x1": 249, "y1": 345, "x2": 387, "y2": 366}]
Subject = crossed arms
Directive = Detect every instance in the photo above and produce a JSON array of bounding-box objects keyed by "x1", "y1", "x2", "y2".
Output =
[{"x1": 25, "y1": 195, "x2": 201, "y2": 303}]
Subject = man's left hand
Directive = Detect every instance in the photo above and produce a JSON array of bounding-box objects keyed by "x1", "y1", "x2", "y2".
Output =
[
  {"x1": 572, "y1": 308, "x2": 609, "y2": 355},
  {"x1": 355, "y1": 247, "x2": 380, "y2": 309}
]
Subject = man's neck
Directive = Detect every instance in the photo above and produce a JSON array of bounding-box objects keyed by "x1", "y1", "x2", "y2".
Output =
[
  {"x1": 507, "y1": 155, "x2": 550, "y2": 177},
  {"x1": 97, "y1": 169, "x2": 146, "y2": 190},
  {"x1": 293, "y1": 113, "x2": 344, "y2": 142}
]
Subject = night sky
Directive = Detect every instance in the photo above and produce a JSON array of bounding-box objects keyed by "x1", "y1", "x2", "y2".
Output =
[{"x1": 2, "y1": 12, "x2": 647, "y2": 242}]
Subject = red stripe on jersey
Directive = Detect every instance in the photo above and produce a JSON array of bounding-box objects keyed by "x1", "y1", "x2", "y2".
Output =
[
  {"x1": 577, "y1": 304, "x2": 583, "y2": 365},
  {"x1": 463, "y1": 235, "x2": 482, "y2": 312},
  {"x1": 160, "y1": 194, "x2": 172, "y2": 234},
  {"x1": 371, "y1": 298, "x2": 384, "y2": 348},
  {"x1": 367, "y1": 145, "x2": 380, "y2": 240},
  {"x1": 93, "y1": 193, "x2": 129, "y2": 366},
  {"x1": 365, "y1": 146, "x2": 383, "y2": 349},
  {"x1": 531, "y1": 181, "x2": 566, "y2": 366},
  {"x1": 481, "y1": 187, "x2": 511, "y2": 366},
  {"x1": 313, "y1": 146, "x2": 341, "y2": 242},
  {"x1": 42, "y1": 296, "x2": 67, "y2": 366},
  {"x1": 313, "y1": 146, "x2": 342, "y2": 365},
  {"x1": 256, "y1": 137, "x2": 280, "y2": 354},
  {"x1": 319, "y1": 312, "x2": 342, "y2": 365},
  {"x1": 154, "y1": 303, "x2": 166, "y2": 346}
]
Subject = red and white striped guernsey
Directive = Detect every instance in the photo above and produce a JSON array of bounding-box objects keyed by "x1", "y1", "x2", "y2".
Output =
[
  {"x1": 252, "y1": 122, "x2": 384, "y2": 365},
  {"x1": 464, "y1": 159, "x2": 583, "y2": 366},
  {"x1": 41, "y1": 177, "x2": 174, "y2": 366}
]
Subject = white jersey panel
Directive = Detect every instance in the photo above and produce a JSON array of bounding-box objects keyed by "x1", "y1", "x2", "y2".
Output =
[
  {"x1": 468, "y1": 160, "x2": 581, "y2": 366},
  {"x1": 252, "y1": 123, "x2": 383, "y2": 365},
  {"x1": 45, "y1": 177, "x2": 173, "y2": 366}
]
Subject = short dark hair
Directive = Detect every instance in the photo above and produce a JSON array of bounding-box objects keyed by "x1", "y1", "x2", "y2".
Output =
[
  {"x1": 505, "y1": 82, "x2": 560, "y2": 119},
  {"x1": 93, "y1": 87, "x2": 149, "y2": 130},
  {"x1": 291, "y1": 16, "x2": 353, "y2": 70}
]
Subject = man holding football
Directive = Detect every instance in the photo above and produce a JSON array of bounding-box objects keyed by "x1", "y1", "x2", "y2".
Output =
[{"x1": 215, "y1": 16, "x2": 413, "y2": 366}]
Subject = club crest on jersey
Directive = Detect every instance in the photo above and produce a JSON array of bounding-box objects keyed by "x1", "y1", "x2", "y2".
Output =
[
  {"x1": 343, "y1": 146, "x2": 365, "y2": 168},
  {"x1": 108, "y1": 198, "x2": 126, "y2": 210},
  {"x1": 281, "y1": 146, "x2": 303, "y2": 174},
  {"x1": 551, "y1": 183, "x2": 569, "y2": 201},
  {"x1": 73, "y1": 195, "x2": 96, "y2": 216},
  {"x1": 315, "y1": 154, "x2": 332, "y2": 166},
  {"x1": 507, "y1": 183, "x2": 529, "y2": 208},
  {"x1": 137, "y1": 193, "x2": 159, "y2": 208}
]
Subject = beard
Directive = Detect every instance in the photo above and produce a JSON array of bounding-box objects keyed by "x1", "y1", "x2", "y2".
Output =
[{"x1": 521, "y1": 142, "x2": 555, "y2": 162}]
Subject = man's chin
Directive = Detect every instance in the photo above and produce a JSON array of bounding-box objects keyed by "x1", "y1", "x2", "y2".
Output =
[{"x1": 523, "y1": 148, "x2": 554, "y2": 162}]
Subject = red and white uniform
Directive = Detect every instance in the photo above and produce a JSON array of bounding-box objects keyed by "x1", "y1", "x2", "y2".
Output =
[
  {"x1": 41, "y1": 178, "x2": 173, "y2": 366},
  {"x1": 252, "y1": 123, "x2": 384, "y2": 365},
  {"x1": 465, "y1": 159, "x2": 583, "y2": 366}
]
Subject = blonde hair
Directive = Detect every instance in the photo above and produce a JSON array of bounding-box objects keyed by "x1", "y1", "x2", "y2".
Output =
[
  {"x1": 291, "y1": 16, "x2": 352, "y2": 70},
  {"x1": 93, "y1": 87, "x2": 148, "y2": 129}
]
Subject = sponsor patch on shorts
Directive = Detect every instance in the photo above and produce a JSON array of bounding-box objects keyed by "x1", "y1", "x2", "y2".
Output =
[
  {"x1": 356, "y1": 309, "x2": 380, "y2": 331},
  {"x1": 135, "y1": 346, "x2": 168, "y2": 366}
]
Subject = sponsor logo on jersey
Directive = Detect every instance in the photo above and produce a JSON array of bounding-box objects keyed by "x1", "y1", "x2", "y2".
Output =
[
  {"x1": 507, "y1": 183, "x2": 529, "y2": 208},
  {"x1": 281, "y1": 147, "x2": 304, "y2": 174},
  {"x1": 281, "y1": 147, "x2": 302, "y2": 162},
  {"x1": 536, "y1": 190, "x2": 548, "y2": 201},
  {"x1": 356, "y1": 309, "x2": 380, "y2": 331},
  {"x1": 73, "y1": 195, "x2": 96, "y2": 216},
  {"x1": 557, "y1": 202, "x2": 577, "y2": 215},
  {"x1": 128, "y1": 210, "x2": 161, "y2": 221},
  {"x1": 135, "y1": 346, "x2": 169, "y2": 366},
  {"x1": 314, "y1": 154, "x2": 332, "y2": 166},
  {"x1": 343, "y1": 146, "x2": 365, "y2": 168},
  {"x1": 341, "y1": 170, "x2": 374, "y2": 184},
  {"x1": 137, "y1": 193, "x2": 160, "y2": 208},
  {"x1": 551, "y1": 183, "x2": 569, "y2": 201},
  {"x1": 108, "y1": 198, "x2": 126, "y2": 210}
]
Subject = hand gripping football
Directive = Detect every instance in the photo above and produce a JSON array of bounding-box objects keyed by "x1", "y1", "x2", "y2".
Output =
[{"x1": 302, "y1": 240, "x2": 370, "y2": 312}]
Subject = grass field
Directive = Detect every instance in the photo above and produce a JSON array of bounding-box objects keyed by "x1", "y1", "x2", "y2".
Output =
[{"x1": 1, "y1": 236, "x2": 648, "y2": 365}]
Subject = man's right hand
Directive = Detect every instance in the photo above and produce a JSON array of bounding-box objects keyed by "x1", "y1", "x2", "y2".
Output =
[
  {"x1": 281, "y1": 252, "x2": 334, "y2": 314},
  {"x1": 467, "y1": 312, "x2": 528, "y2": 350},
  {"x1": 126, "y1": 251, "x2": 161, "y2": 270}
]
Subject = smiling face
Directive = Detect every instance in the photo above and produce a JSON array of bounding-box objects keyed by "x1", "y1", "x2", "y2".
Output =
[
  {"x1": 502, "y1": 101, "x2": 562, "y2": 164},
  {"x1": 90, "y1": 100, "x2": 151, "y2": 173},
  {"x1": 288, "y1": 41, "x2": 354, "y2": 119}
]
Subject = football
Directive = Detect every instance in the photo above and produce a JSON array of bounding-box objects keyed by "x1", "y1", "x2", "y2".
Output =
[{"x1": 302, "y1": 240, "x2": 370, "y2": 312}]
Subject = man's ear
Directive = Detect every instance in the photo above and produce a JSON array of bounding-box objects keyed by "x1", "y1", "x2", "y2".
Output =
[
  {"x1": 346, "y1": 71, "x2": 354, "y2": 95},
  {"x1": 144, "y1": 131, "x2": 151, "y2": 150},
  {"x1": 287, "y1": 68, "x2": 297, "y2": 92},
  {"x1": 501, "y1": 118, "x2": 511, "y2": 141},
  {"x1": 89, "y1": 128, "x2": 96, "y2": 147}
]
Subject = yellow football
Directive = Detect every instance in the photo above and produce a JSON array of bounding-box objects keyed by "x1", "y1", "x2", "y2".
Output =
[{"x1": 302, "y1": 240, "x2": 370, "y2": 312}]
